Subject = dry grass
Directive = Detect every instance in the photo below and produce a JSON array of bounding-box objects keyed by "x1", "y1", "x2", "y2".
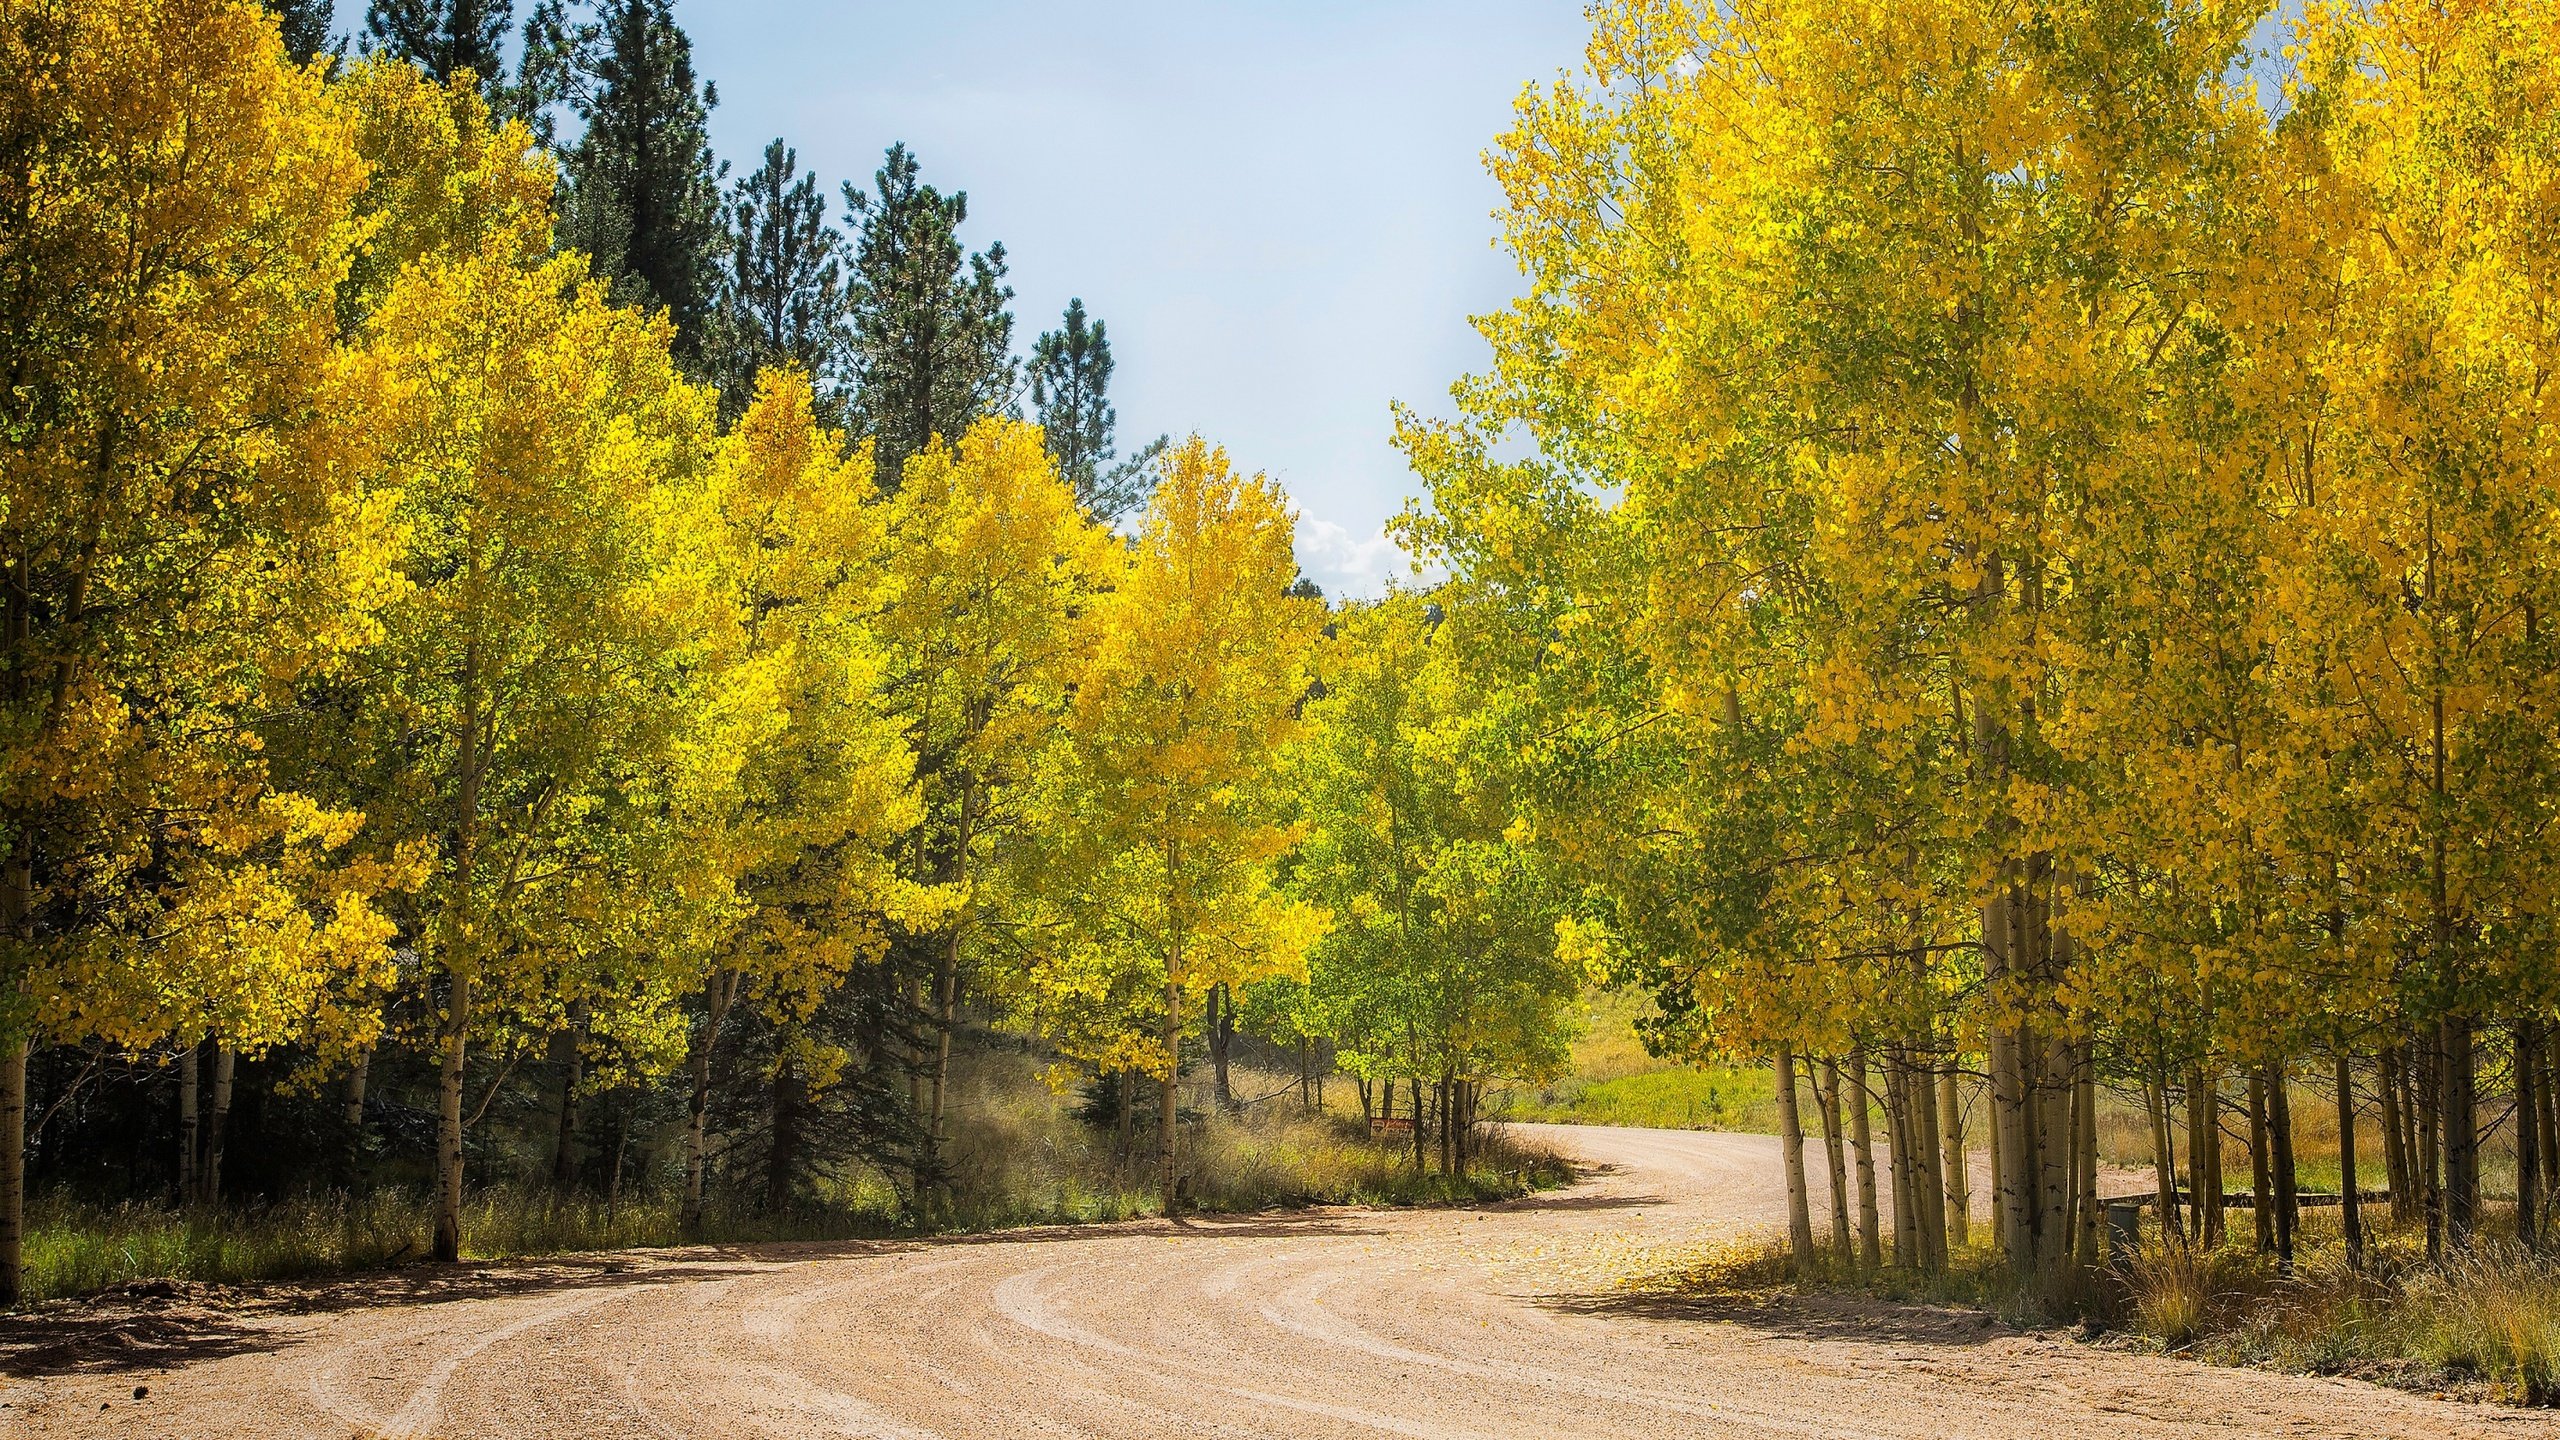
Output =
[
  {"x1": 24, "y1": 1052, "x2": 1567, "y2": 1305},
  {"x1": 2114, "y1": 1211, "x2": 2560, "y2": 1406}
]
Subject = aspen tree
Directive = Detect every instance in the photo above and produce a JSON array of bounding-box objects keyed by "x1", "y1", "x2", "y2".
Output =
[
  {"x1": 878, "y1": 416, "x2": 1116, "y2": 1200},
  {"x1": 0, "y1": 0, "x2": 402, "y2": 1305},
  {"x1": 1010, "y1": 439, "x2": 1322, "y2": 1214}
]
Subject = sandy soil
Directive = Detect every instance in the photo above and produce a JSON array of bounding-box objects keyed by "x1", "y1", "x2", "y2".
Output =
[{"x1": 4, "y1": 1123, "x2": 2552, "y2": 1439}]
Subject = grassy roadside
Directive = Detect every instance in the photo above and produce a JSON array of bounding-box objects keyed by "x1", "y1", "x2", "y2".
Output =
[
  {"x1": 1622, "y1": 1207, "x2": 2560, "y2": 1408},
  {"x1": 22, "y1": 1074, "x2": 1568, "y2": 1306},
  {"x1": 1499, "y1": 990, "x2": 1778, "y2": 1131}
]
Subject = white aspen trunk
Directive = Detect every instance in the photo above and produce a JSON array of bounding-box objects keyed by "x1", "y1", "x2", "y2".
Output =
[
  {"x1": 1159, "y1": 965, "x2": 1182, "y2": 1217},
  {"x1": 1775, "y1": 1047, "x2": 1814, "y2": 1275},
  {"x1": 343, "y1": 1047, "x2": 368, "y2": 1129},
  {"x1": 2337, "y1": 1053, "x2": 2364, "y2": 1269},
  {"x1": 2147, "y1": 1072, "x2": 2180, "y2": 1240},
  {"x1": 2074, "y1": 1052, "x2": 2099, "y2": 1270},
  {"x1": 1817, "y1": 1058, "x2": 1853, "y2": 1257},
  {"x1": 1850, "y1": 1048, "x2": 1881, "y2": 1272},
  {"x1": 435, "y1": 970, "x2": 471, "y2": 1263},
  {"x1": 202, "y1": 1047, "x2": 234, "y2": 1205},
  {"x1": 1938, "y1": 1064, "x2": 1970, "y2": 1248},
  {"x1": 682, "y1": 971, "x2": 735, "y2": 1232},
  {"x1": 1913, "y1": 1051, "x2": 1948, "y2": 1271}
]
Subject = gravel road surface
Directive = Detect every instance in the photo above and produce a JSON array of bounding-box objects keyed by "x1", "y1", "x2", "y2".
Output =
[{"x1": 4, "y1": 1123, "x2": 2550, "y2": 1438}]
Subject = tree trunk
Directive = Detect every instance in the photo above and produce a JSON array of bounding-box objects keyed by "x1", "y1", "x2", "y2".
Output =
[
  {"x1": 344, "y1": 1048, "x2": 368, "y2": 1128},
  {"x1": 2418, "y1": 1031, "x2": 2443, "y2": 1262},
  {"x1": 1851, "y1": 1048, "x2": 1881, "y2": 1272},
  {"x1": 1885, "y1": 1057, "x2": 1915, "y2": 1268},
  {"x1": 1817, "y1": 1058, "x2": 1853, "y2": 1258},
  {"x1": 2146, "y1": 1072, "x2": 2180, "y2": 1240},
  {"x1": 549, "y1": 1023, "x2": 583, "y2": 1194},
  {"x1": 2522, "y1": 1022, "x2": 2543, "y2": 1251},
  {"x1": 1159, "y1": 974, "x2": 1182, "y2": 1216},
  {"x1": 2034, "y1": 1027, "x2": 2076, "y2": 1290},
  {"x1": 2205, "y1": 1069, "x2": 2227, "y2": 1246},
  {"x1": 2248, "y1": 1070, "x2": 2273, "y2": 1253},
  {"x1": 2269, "y1": 1062, "x2": 2298, "y2": 1269},
  {"x1": 927, "y1": 929, "x2": 962, "y2": 1195},
  {"x1": 177, "y1": 1043, "x2": 200, "y2": 1202},
  {"x1": 1917, "y1": 1052, "x2": 1950, "y2": 1270},
  {"x1": 2073, "y1": 1052, "x2": 2099, "y2": 1270},
  {"x1": 2184, "y1": 1066, "x2": 2216, "y2": 1245},
  {"x1": 768, "y1": 1055, "x2": 804, "y2": 1214},
  {"x1": 2337, "y1": 1051, "x2": 2364, "y2": 1270},
  {"x1": 202, "y1": 1047, "x2": 234, "y2": 1206},
  {"x1": 1939, "y1": 1064, "x2": 1970, "y2": 1249},
  {"x1": 435, "y1": 971, "x2": 471, "y2": 1263},
  {"x1": 0, "y1": 1038, "x2": 23, "y2": 1308},
  {"x1": 683, "y1": 971, "x2": 736, "y2": 1232},
  {"x1": 1437, "y1": 1075, "x2": 1453, "y2": 1175},
  {"x1": 1209, "y1": 983, "x2": 1235, "y2": 1111},
  {"x1": 1299, "y1": 1038, "x2": 1312, "y2": 1112},
  {"x1": 606, "y1": 1092, "x2": 629, "y2": 1212},
  {"x1": 1116, "y1": 1070, "x2": 1135, "y2": 1156},
  {"x1": 2379, "y1": 1045, "x2": 2412, "y2": 1222},
  {"x1": 1987, "y1": 1063, "x2": 2009, "y2": 1255},
  {"x1": 1410, "y1": 1077, "x2": 1426, "y2": 1172},
  {"x1": 1988, "y1": 909, "x2": 2035, "y2": 1274},
  {"x1": 1775, "y1": 1047, "x2": 1815, "y2": 1276},
  {"x1": 2538, "y1": 1031, "x2": 2560, "y2": 1224},
  {"x1": 2442, "y1": 1017, "x2": 2478, "y2": 1247}
]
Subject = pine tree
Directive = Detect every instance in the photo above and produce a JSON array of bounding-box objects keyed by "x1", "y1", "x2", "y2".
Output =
[
  {"x1": 363, "y1": 0, "x2": 510, "y2": 87},
  {"x1": 1029, "y1": 299, "x2": 1160, "y2": 523},
  {"x1": 527, "y1": 0, "x2": 727, "y2": 369},
  {"x1": 842, "y1": 144, "x2": 1015, "y2": 491},
  {"x1": 269, "y1": 0, "x2": 336, "y2": 64},
  {"x1": 711, "y1": 140, "x2": 849, "y2": 426}
]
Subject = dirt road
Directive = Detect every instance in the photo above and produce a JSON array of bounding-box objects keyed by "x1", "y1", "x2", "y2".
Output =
[{"x1": 5, "y1": 1123, "x2": 2549, "y2": 1438}]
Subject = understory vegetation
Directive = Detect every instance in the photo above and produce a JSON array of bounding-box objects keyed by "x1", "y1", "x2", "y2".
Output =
[
  {"x1": 1642, "y1": 1205, "x2": 2560, "y2": 1407},
  {"x1": 21, "y1": 1047, "x2": 1564, "y2": 1305}
]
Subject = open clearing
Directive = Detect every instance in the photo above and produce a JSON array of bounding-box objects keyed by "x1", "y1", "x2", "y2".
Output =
[{"x1": 2, "y1": 1124, "x2": 2547, "y2": 1439}]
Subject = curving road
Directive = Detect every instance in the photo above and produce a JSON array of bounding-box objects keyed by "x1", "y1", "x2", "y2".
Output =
[{"x1": 4, "y1": 1124, "x2": 2550, "y2": 1438}]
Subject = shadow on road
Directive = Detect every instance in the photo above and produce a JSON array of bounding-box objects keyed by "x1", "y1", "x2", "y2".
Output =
[
  {"x1": 0, "y1": 1259, "x2": 770, "y2": 1379},
  {"x1": 0, "y1": 1303, "x2": 279, "y2": 1379},
  {"x1": 0, "y1": 1206, "x2": 1399, "y2": 1379},
  {"x1": 1538, "y1": 1286, "x2": 2018, "y2": 1349},
  {"x1": 1481, "y1": 1191, "x2": 1664, "y2": 1214}
]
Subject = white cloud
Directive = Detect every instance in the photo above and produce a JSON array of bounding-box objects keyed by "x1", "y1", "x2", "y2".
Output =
[{"x1": 1293, "y1": 512, "x2": 1441, "y2": 601}]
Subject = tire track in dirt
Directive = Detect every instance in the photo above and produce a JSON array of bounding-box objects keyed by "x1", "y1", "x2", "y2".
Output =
[{"x1": 5, "y1": 1123, "x2": 2553, "y2": 1439}]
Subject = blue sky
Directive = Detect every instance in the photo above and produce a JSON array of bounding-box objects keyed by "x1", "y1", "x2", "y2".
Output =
[{"x1": 682, "y1": 2, "x2": 1593, "y2": 598}]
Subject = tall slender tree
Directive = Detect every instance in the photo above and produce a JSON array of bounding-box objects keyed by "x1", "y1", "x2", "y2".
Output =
[
  {"x1": 842, "y1": 144, "x2": 1015, "y2": 490},
  {"x1": 524, "y1": 0, "x2": 727, "y2": 368},
  {"x1": 1029, "y1": 299, "x2": 1160, "y2": 524},
  {"x1": 364, "y1": 0, "x2": 510, "y2": 87},
  {"x1": 711, "y1": 140, "x2": 849, "y2": 426},
  {"x1": 269, "y1": 0, "x2": 336, "y2": 63}
]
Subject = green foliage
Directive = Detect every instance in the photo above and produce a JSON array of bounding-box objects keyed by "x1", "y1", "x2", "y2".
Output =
[
  {"x1": 363, "y1": 0, "x2": 509, "y2": 88},
  {"x1": 1291, "y1": 592, "x2": 1584, "y2": 1093},
  {"x1": 527, "y1": 0, "x2": 729, "y2": 367},
  {"x1": 1029, "y1": 299, "x2": 1160, "y2": 524},
  {"x1": 842, "y1": 144, "x2": 1016, "y2": 490},
  {"x1": 712, "y1": 140, "x2": 850, "y2": 425}
]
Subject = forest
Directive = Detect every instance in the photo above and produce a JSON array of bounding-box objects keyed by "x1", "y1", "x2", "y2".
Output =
[
  {"x1": 8, "y1": 0, "x2": 2560, "y2": 1375},
  {"x1": 0, "y1": 0, "x2": 1585, "y2": 1310}
]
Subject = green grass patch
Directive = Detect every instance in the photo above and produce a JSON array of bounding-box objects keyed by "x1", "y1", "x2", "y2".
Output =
[{"x1": 1498, "y1": 989, "x2": 1776, "y2": 1131}]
